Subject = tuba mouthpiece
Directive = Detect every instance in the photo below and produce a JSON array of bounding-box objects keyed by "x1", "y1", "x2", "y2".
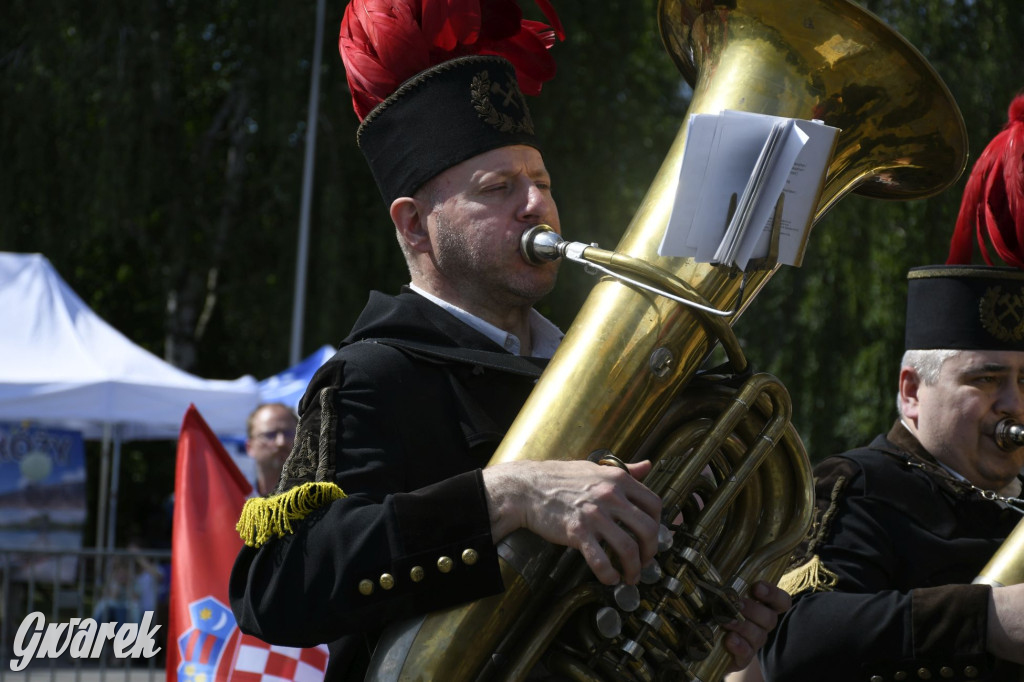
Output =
[
  {"x1": 520, "y1": 224, "x2": 564, "y2": 265},
  {"x1": 993, "y1": 418, "x2": 1024, "y2": 451}
]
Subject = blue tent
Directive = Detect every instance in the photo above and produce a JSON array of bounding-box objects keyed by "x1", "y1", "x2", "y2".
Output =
[
  {"x1": 221, "y1": 344, "x2": 335, "y2": 459},
  {"x1": 257, "y1": 344, "x2": 335, "y2": 411}
]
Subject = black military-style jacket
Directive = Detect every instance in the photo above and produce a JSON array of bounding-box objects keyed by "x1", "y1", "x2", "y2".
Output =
[
  {"x1": 229, "y1": 290, "x2": 547, "y2": 680},
  {"x1": 761, "y1": 422, "x2": 1023, "y2": 682}
]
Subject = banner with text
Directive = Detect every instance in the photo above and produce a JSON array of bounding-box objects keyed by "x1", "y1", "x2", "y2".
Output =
[{"x1": 0, "y1": 423, "x2": 86, "y2": 582}]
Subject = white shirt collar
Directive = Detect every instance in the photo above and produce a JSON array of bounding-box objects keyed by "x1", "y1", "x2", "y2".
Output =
[{"x1": 409, "y1": 283, "x2": 563, "y2": 359}]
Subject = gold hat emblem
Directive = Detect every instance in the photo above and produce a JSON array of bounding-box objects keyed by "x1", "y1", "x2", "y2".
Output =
[
  {"x1": 979, "y1": 285, "x2": 1024, "y2": 342},
  {"x1": 471, "y1": 69, "x2": 535, "y2": 135}
]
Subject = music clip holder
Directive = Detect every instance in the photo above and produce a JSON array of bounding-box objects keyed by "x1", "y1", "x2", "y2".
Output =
[
  {"x1": 716, "y1": 191, "x2": 786, "y2": 276},
  {"x1": 745, "y1": 192, "x2": 785, "y2": 272}
]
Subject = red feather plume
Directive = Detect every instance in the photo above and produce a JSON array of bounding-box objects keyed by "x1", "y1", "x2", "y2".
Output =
[
  {"x1": 947, "y1": 93, "x2": 1024, "y2": 267},
  {"x1": 339, "y1": 0, "x2": 565, "y2": 121}
]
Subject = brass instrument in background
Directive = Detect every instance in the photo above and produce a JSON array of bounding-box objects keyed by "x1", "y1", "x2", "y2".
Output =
[
  {"x1": 974, "y1": 418, "x2": 1024, "y2": 589},
  {"x1": 975, "y1": 520, "x2": 1024, "y2": 588},
  {"x1": 368, "y1": 0, "x2": 968, "y2": 680}
]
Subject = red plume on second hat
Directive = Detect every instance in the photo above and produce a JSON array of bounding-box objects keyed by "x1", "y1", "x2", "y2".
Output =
[
  {"x1": 339, "y1": 0, "x2": 565, "y2": 121},
  {"x1": 905, "y1": 93, "x2": 1024, "y2": 353},
  {"x1": 947, "y1": 93, "x2": 1024, "y2": 267}
]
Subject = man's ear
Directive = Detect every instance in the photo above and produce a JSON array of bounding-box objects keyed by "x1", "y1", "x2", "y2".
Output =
[
  {"x1": 390, "y1": 196, "x2": 432, "y2": 254},
  {"x1": 899, "y1": 366, "x2": 922, "y2": 421}
]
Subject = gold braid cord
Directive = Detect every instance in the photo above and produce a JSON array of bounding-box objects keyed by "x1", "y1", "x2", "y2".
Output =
[{"x1": 777, "y1": 476, "x2": 846, "y2": 596}]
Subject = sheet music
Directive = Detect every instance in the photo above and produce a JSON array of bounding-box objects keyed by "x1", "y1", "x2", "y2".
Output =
[
  {"x1": 714, "y1": 118, "x2": 808, "y2": 268},
  {"x1": 659, "y1": 110, "x2": 839, "y2": 270}
]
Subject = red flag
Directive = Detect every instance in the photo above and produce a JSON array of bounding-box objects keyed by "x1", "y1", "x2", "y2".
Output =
[{"x1": 167, "y1": 404, "x2": 328, "y2": 682}]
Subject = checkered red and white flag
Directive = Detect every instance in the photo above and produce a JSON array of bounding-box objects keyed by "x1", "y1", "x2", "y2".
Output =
[{"x1": 225, "y1": 635, "x2": 330, "y2": 682}]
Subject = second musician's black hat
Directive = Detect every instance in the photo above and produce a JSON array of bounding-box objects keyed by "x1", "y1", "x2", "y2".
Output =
[{"x1": 905, "y1": 265, "x2": 1024, "y2": 351}]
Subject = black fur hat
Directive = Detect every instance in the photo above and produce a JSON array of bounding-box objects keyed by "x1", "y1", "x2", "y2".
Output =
[{"x1": 356, "y1": 55, "x2": 539, "y2": 206}]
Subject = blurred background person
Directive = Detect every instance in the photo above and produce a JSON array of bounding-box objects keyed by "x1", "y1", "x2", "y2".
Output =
[{"x1": 245, "y1": 402, "x2": 297, "y2": 496}]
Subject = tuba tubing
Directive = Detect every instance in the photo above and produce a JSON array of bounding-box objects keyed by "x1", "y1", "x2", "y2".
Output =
[
  {"x1": 366, "y1": 0, "x2": 967, "y2": 679},
  {"x1": 974, "y1": 519, "x2": 1024, "y2": 588}
]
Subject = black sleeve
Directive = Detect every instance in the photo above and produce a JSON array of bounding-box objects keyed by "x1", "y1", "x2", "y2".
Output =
[
  {"x1": 761, "y1": 456, "x2": 998, "y2": 682},
  {"x1": 228, "y1": 348, "x2": 506, "y2": 647}
]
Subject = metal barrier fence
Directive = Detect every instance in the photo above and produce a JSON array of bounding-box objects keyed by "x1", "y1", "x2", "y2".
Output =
[{"x1": 0, "y1": 547, "x2": 171, "y2": 682}]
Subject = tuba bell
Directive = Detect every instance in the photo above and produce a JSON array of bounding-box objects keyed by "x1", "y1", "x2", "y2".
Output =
[{"x1": 368, "y1": 0, "x2": 968, "y2": 679}]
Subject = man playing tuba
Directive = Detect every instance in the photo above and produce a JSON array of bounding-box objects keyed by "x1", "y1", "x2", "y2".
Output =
[
  {"x1": 229, "y1": 1, "x2": 790, "y2": 679},
  {"x1": 761, "y1": 93, "x2": 1024, "y2": 682}
]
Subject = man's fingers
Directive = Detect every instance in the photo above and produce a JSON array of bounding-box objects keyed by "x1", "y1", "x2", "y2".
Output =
[
  {"x1": 723, "y1": 608, "x2": 769, "y2": 651},
  {"x1": 603, "y1": 518, "x2": 652, "y2": 584},
  {"x1": 578, "y1": 540, "x2": 619, "y2": 585},
  {"x1": 623, "y1": 461, "x2": 662, "y2": 519},
  {"x1": 719, "y1": 582, "x2": 790, "y2": 671},
  {"x1": 724, "y1": 595, "x2": 780, "y2": 640},
  {"x1": 722, "y1": 631, "x2": 756, "y2": 673},
  {"x1": 614, "y1": 503, "x2": 661, "y2": 565},
  {"x1": 625, "y1": 459, "x2": 653, "y2": 480},
  {"x1": 578, "y1": 504, "x2": 658, "y2": 585},
  {"x1": 751, "y1": 580, "x2": 792, "y2": 615}
]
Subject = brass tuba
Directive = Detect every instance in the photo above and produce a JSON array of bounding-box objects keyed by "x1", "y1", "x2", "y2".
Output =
[{"x1": 368, "y1": 0, "x2": 967, "y2": 680}]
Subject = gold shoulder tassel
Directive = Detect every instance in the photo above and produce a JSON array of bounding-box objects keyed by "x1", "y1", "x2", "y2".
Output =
[
  {"x1": 236, "y1": 482, "x2": 347, "y2": 548},
  {"x1": 778, "y1": 474, "x2": 847, "y2": 596},
  {"x1": 777, "y1": 554, "x2": 839, "y2": 596}
]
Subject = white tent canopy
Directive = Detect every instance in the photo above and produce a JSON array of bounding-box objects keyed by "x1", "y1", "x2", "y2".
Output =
[
  {"x1": 0, "y1": 252, "x2": 259, "y2": 441},
  {"x1": 0, "y1": 252, "x2": 261, "y2": 550}
]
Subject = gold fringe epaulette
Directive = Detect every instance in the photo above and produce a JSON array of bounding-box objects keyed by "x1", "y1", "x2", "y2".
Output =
[
  {"x1": 777, "y1": 554, "x2": 839, "y2": 597},
  {"x1": 777, "y1": 473, "x2": 847, "y2": 597},
  {"x1": 236, "y1": 482, "x2": 347, "y2": 548}
]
